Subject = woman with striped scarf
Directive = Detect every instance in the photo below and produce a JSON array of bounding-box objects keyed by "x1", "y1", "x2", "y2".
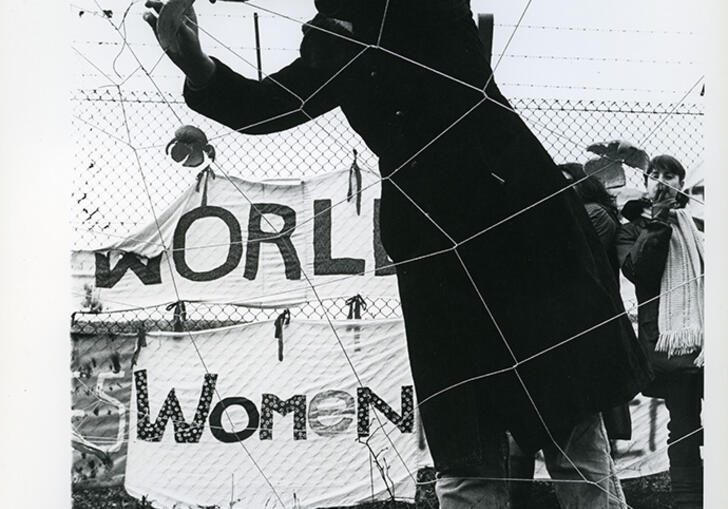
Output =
[{"x1": 617, "y1": 154, "x2": 704, "y2": 509}]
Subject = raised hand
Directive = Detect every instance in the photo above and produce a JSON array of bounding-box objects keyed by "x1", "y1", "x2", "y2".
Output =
[
  {"x1": 587, "y1": 140, "x2": 650, "y2": 171},
  {"x1": 650, "y1": 186, "x2": 678, "y2": 221},
  {"x1": 143, "y1": 0, "x2": 216, "y2": 87}
]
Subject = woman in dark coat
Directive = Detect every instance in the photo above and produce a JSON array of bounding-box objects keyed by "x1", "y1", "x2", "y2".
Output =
[
  {"x1": 144, "y1": 1, "x2": 651, "y2": 505},
  {"x1": 560, "y1": 162, "x2": 632, "y2": 442},
  {"x1": 617, "y1": 155, "x2": 703, "y2": 509},
  {"x1": 509, "y1": 163, "x2": 633, "y2": 509}
]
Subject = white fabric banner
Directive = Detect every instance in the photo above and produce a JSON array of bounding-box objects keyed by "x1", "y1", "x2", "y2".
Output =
[
  {"x1": 72, "y1": 170, "x2": 398, "y2": 311},
  {"x1": 609, "y1": 394, "x2": 670, "y2": 478},
  {"x1": 125, "y1": 320, "x2": 430, "y2": 509},
  {"x1": 124, "y1": 318, "x2": 670, "y2": 508}
]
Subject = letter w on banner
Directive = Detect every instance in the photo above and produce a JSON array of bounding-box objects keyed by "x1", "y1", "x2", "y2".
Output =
[
  {"x1": 71, "y1": 170, "x2": 398, "y2": 311},
  {"x1": 126, "y1": 319, "x2": 431, "y2": 509}
]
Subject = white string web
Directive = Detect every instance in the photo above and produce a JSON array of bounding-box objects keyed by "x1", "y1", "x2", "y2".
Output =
[{"x1": 70, "y1": 1, "x2": 706, "y2": 508}]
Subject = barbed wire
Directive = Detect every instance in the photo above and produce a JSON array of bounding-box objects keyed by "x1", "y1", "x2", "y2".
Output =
[
  {"x1": 500, "y1": 82, "x2": 701, "y2": 95},
  {"x1": 74, "y1": 39, "x2": 301, "y2": 52},
  {"x1": 492, "y1": 53, "x2": 695, "y2": 65},
  {"x1": 494, "y1": 23, "x2": 696, "y2": 36}
]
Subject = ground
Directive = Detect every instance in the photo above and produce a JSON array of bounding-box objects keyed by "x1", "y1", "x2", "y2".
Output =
[{"x1": 72, "y1": 471, "x2": 673, "y2": 508}]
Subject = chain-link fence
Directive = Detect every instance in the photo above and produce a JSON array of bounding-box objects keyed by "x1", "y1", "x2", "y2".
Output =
[{"x1": 71, "y1": 90, "x2": 704, "y2": 333}]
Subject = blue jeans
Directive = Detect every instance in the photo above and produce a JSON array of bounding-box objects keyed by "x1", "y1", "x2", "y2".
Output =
[
  {"x1": 436, "y1": 414, "x2": 626, "y2": 509},
  {"x1": 541, "y1": 413, "x2": 626, "y2": 509}
]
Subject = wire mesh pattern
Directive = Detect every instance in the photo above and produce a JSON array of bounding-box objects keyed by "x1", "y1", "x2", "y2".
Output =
[
  {"x1": 72, "y1": 90, "x2": 703, "y2": 334},
  {"x1": 71, "y1": 297, "x2": 403, "y2": 334}
]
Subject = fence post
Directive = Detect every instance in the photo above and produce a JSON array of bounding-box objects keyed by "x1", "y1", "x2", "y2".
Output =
[
  {"x1": 478, "y1": 13, "x2": 494, "y2": 68},
  {"x1": 254, "y1": 12, "x2": 263, "y2": 81}
]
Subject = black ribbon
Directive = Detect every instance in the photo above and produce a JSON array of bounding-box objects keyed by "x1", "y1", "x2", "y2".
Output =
[
  {"x1": 165, "y1": 301, "x2": 187, "y2": 332},
  {"x1": 345, "y1": 295, "x2": 366, "y2": 352},
  {"x1": 131, "y1": 326, "x2": 147, "y2": 367},
  {"x1": 274, "y1": 309, "x2": 291, "y2": 361},
  {"x1": 347, "y1": 149, "x2": 362, "y2": 215},
  {"x1": 195, "y1": 167, "x2": 216, "y2": 207},
  {"x1": 345, "y1": 294, "x2": 367, "y2": 319}
]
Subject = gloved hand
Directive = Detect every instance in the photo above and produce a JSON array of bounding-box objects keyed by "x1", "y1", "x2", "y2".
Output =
[
  {"x1": 587, "y1": 140, "x2": 650, "y2": 171},
  {"x1": 143, "y1": 0, "x2": 216, "y2": 88},
  {"x1": 650, "y1": 186, "x2": 679, "y2": 221}
]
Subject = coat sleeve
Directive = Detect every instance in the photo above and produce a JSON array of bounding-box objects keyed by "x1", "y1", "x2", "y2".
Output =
[
  {"x1": 585, "y1": 204, "x2": 617, "y2": 250},
  {"x1": 615, "y1": 220, "x2": 672, "y2": 287},
  {"x1": 183, "y1": 56, "x2": 343, "y2": 135}
]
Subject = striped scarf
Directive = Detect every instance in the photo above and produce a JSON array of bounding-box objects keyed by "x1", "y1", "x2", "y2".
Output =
[{"x1": 656, "y1": 209, "x2": 704, "y2": 366}]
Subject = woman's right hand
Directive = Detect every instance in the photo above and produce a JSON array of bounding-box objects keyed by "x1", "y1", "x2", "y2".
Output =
[
  {"x1": 143, "y1": 0, "x2": 216, "y2": 87},
  {"x1": 649, "y1": 186, "x2": 679, "y2": 221}
]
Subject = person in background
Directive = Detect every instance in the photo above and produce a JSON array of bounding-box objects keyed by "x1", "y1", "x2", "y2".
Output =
[
  {"x1": 561, "y1": 163, "x2": 620, "y2": 270},
  {"x1": 509, "y1": 162, "x2": 630, "y2": 509},
  {"x1": 616, "y1": 154, "x2": 704, "y2": 509},
  {"x1": 560, "y1": 162, "x2": 633, "y2": 444}
]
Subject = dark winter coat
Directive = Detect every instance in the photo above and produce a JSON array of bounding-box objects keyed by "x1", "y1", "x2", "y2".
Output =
[
  {"x1": 582, "y1": 202, "x2": 632, "y2": 440},
  {"x1": 584, "y1": 203, "x2": 619, "y2": 275},
  {"x1": 184, "y1": 0, "x2": 651, "y2": 470},
  {"x1": 616, "y1": 208, "x2": 702, "y2": 398}
]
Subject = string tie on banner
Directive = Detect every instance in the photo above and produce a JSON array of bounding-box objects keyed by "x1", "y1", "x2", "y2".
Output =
[
  {"x1": 131, "y1": 326, "x2": 147, "y2": 367},
  {"x1": 274, "y1": 309, "x2": 291, "y2": 362},
  {"x1": 195, "y1": 166, "x2": 216, "y2": 207},
  {"x1": 346, "y1": 295, "x2": 366, "y2": 352},
  {"x1": 347, "y1": 149, "x2": 363, "y2": 215},
  {"x1": 345, "y1": 294, "x2": 367, "y2": 319},
  {"x1": 165, "y1": 301, "x2": 187, "y2": 332},
  {"x1": 109, "y1": 343, "x2": 121, "y2": 374}
]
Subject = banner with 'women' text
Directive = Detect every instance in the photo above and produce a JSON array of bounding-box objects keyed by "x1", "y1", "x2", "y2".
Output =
[
  {"x1": 73, "y1": 322, "x2": 670, "y2": 497},
  {"x1": 125, "y1": 319, "x2": 430, "y2": 509}
]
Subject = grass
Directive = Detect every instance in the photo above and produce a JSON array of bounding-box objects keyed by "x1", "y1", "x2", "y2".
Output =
[{"x1": 72, "y1": 471, "x2": 673, "y2": 509}]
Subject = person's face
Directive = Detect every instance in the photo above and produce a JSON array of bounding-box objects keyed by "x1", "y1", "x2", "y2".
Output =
[{"x1": 646, "y1": 168, "x2": 683, "y2": 200}]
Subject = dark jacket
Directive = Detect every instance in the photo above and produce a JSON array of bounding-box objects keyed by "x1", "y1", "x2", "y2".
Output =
[
  {"x1": 585, "y1": 203, "x2": 618, "y2": 272},
  {"x1": 582, "y1": 202, "x2": 632, "y2": 440},
  {"x1": 184, "y1": 1, "x2": 651, "y2": 469},
  {"x1": 616, "y1": 207, "x2": 701, "y2": 398}
]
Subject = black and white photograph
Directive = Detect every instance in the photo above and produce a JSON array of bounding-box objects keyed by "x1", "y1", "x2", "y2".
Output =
[{"x1": 1, "y1": 0, "x2": 727, "y2": 508}]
